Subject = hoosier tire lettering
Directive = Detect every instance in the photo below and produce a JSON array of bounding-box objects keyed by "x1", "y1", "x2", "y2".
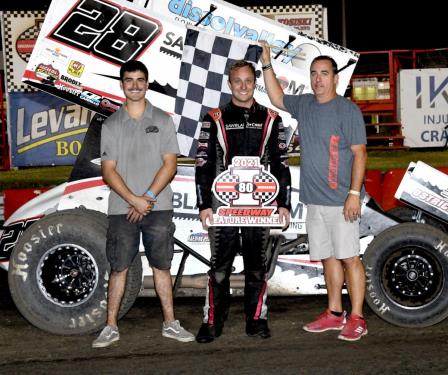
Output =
[
  {"x1": 8, "y1": 209, "x2": 142, "y2": 335},
  {"x1": 363, "y1": 222, "x2": 448, "y2": 328}
]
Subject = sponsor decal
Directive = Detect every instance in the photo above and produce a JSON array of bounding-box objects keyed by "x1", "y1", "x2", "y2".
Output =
[
  {"x1": 225, "y1": 123, "x2": 244, "y2": 130},
  {"x1": 145, "y1": 125, "x2": 159, "y2": 133},
  {"x1": 199, "y1": 131, "x2": 210, "y2": 139},
  {"x1": 166, "y1": 0, "x2": 304, "y2": 64},
  {"x1": 55, "y1": 83, "x2": 82, "y2": 96},
  {"x1": 188, "y1": 232, "x2": 209, "y2": 243},
  {"x1": 67, "y1": 60, "x2": 85, "y2": 78},
  {"x1": 60, "y1": 74, "x2": 82, "y2": 87},
  {"x1": 411, "y1": 188, "x2": 448, "y2": 213},
  {"x1": 100, "y1": 98, "x2": 121, "y2": 113},
  {"x1": 80, "y1": 90, "x2": 101, "y2": 106},
  {"x1": 41, "y1": 46, "x2": 70, "y2": 64},
  {"x1": 35, "y1": 63, "x2": 59, "y2": 82},
  {"x1": 246, "y1": 122, "x2": 263, "y2": 129},
  {"x1": 210, "y1": 156, "x2": 283, "y2": 226}
]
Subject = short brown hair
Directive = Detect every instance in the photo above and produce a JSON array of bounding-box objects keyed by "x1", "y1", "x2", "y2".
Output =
[{"x1": 228, "y1": 60, "x2": 256, "y2": 81}]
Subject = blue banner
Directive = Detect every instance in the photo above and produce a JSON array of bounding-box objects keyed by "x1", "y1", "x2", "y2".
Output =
[{"x1": 8, "y1": 92, "x2": 94, "y2": 166}]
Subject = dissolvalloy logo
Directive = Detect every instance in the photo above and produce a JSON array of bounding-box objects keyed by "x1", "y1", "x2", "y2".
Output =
[
  {"x1": 167, "y1": 0, "x2": 302, "y2": 64},
  {"x1": 210, "y1": 156, "x2": 284, "y2": 227}
]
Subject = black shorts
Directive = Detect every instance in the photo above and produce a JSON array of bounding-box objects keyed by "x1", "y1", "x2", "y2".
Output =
[{"x1": 106, "y1": 210, "x2": 175, "y2": 271}]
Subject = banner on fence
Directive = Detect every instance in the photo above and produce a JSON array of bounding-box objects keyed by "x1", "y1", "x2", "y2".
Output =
[
  {"x1": 8, "y1": 92, "x2": 95, "y2": 166},
  {"x1": 400, "y1": 69, "x2": 448, "y2": 148}
]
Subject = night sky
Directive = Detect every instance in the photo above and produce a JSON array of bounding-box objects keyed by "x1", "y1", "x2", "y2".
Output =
[{"x1": 235, "y1": 0, "x2": 446, "y2": 52}]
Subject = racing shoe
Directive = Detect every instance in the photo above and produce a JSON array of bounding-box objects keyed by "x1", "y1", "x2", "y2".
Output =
[
  {"x1": 338, "y1": 314, "x2": 368, "y2": 341},
  {"x1": 303, "y1": 309, "x2": 346, "y2": 333},
  {"x1": 92, "y1": 325, "x2": 120, "y2": 348},
  {"x1": 162, "y1": 320, "x2": 195, "y2": 342},
  {"x1": 246, "y1": 319, "x2": 271, "y2": 339},
  {"x1": 196, "y1": 323, "x2": 223, "y2": 343}
]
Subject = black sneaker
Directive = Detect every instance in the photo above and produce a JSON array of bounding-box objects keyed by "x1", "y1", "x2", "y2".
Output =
[
  {"x1": 196, "y1": 323, "x2": 223, "y2": 343},
  {"x1": 246, "y1": 319, "x2": 271, "y2": 339}
]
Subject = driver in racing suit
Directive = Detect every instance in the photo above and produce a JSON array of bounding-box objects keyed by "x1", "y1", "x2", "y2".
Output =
[{"x1": 195, "y1": 60, "x2": 291, "y2": 343}]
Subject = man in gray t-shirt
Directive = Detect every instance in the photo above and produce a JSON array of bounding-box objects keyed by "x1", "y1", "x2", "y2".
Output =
[
  {"x1": 92, "y1": 60, "x2": 194, "y2": 348},
  {"x1": 261, "y1": 43, "x2": 368, "y2": 342}
]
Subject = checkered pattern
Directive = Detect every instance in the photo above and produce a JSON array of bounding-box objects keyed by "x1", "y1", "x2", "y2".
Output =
[
  {"x1": 3, "y1": 11, "x2": 46, "y2": 93},
  {"x1": 16, "y1": 24, "x2": 41, "y2": 62},
  {"x1": 220, "y1": 174, "x2": 239, "y2": 183},
  {"x1": 216, "y1": 190, "x2": 240, "y2": 203},
  {"x1": 253, "y1": 174, "x2": 277, "y2": 202},
  {"x1": 174, "y1": 27, "x2": 261, "y2": 158},
  {"x1": 215, "y1": 173, "x2": 239, "y2": 203},
  {"x1": 245, "y1": 4, "x2": 324, "y2": 39}
]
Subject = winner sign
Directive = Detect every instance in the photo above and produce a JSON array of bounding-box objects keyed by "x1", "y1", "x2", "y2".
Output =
[{"x1": 211, "y1": 157, "x2": 284, "y2": 227}]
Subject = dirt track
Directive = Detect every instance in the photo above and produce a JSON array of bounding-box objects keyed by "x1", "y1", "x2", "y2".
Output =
[{"x1": 0, "y1": 270, "x2": 446, "y2": 374}]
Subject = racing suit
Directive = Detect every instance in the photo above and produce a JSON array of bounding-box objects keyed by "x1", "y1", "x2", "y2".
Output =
[{"x1": 195, "y1": 100, "x2": 291, "y2": 327}]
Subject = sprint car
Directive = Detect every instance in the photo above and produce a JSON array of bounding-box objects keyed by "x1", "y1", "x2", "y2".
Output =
[{"x1": 2, "y1": 117, "x2": 448, "y2": 334}]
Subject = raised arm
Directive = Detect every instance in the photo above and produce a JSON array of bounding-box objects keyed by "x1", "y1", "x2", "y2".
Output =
[{"x1": 260, "y1": 41, "x2": 287, "y2": 111}]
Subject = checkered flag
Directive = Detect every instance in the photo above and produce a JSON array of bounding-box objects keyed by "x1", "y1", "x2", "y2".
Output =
[{"x1": 174, "y1": 26, "x2": 262, "y2": 158}]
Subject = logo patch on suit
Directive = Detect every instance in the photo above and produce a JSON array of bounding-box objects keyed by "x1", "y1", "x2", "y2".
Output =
[{"x1": 145, "y1": 126, "x2": 159, "y2": 133}]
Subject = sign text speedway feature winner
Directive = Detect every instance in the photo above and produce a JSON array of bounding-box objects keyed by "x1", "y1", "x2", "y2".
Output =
[{"x1": 211, "y1": 157, "x2": 283, "y2": 226}]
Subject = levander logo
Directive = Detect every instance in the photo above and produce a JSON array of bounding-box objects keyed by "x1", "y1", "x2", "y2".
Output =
[
  {"x1": 416, "y1": 74, "x2": 448, "y2": 108},
  {"x1": 167, "y1": 0, "x2": 302, "y2": 64}
]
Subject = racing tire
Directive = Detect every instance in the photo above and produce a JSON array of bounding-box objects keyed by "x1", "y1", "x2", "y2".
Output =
[
  {"x1": 387, "y1": 206, "x2": 448, "y2": 232},
  {"x1": 363, "y1": 222, "x2": 448, "y2": 327},
  {"x1": 8, "y1": 208, "x2": 142, "y2": 335}
]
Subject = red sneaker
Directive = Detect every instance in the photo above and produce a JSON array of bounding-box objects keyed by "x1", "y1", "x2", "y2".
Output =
[
  {"x1": 338, "y1": 314, "x2": 368, "y2": 341},
  {"x1": 303, "y1": 309, "x2": 346, "y2": 333}
]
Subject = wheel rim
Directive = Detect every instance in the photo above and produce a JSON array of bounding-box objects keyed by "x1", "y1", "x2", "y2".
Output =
[
  {"x1": 382, "y1": 245, "x2": 443, "y2": 309},
  {"x1": 37, "y1": 243, "x2": 99, "y2": 307}
]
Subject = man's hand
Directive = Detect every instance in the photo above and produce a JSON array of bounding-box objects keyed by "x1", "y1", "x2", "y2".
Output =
[
  {"x1": 127, "y1": 195, "x2": 155, "y2": 223},
  {"x1": 278, "y1": 207, "x2": 290, "y2": 229},
  {"x1": 127, "y1": 207, "x2": 144, "y2": 223},
  {"x1": 343, "y1": 194, "x2": 361, "y2": 222},
  {"x1": 131, "y1": 195, "x2": 154, "y2": 214},
  {"x1": 199, "y1": 208, "x2": 213, "y2": 230},
  {"x1": 260, "y1": 41, "x2": 271, "y2": 66}
]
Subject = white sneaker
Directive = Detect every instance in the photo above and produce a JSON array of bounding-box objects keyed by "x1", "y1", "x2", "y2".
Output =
[
  {"x1": 92, "y1": 325, "x2": 120, "y2": 348},
  {"x1": 162, "y1": 320, "x2": 195, "y2": 342}
]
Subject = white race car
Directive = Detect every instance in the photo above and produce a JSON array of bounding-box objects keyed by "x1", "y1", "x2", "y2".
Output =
[{"x1": 2, "y1": 117, "x2": 448, "y2": 334}]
